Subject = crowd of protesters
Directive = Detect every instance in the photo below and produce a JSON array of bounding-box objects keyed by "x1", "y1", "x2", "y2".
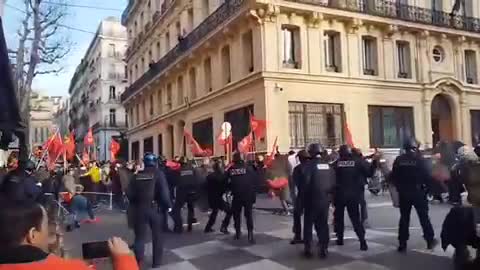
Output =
[{"x1": 1, "y1": 137, "x2": 480, "y2": 269}]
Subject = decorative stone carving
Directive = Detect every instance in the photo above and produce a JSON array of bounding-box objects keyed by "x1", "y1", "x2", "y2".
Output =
[
  {"x1": 346, "y1": 18, "x2": 363, "y2": 34},
  {"x1": 307, "y1": 11, "x2": 322, "y2": 28},
  {"x1": 247, "y1": 9, "x2": 262, "y2": 25}
]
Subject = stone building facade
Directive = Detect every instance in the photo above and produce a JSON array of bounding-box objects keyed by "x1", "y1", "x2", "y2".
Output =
[
  {"x1": 69, "y1": 17, "x2": 128, "y2": 161},
  {"x1": 121, "y1": 0, "x2": 480, "y2": 160}
]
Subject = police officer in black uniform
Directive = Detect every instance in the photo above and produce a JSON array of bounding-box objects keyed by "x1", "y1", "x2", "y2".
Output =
[
  {"x1": 291, "y1": 150, "x2": 310, "y2": 244},
  {"x1": 391, "y1": 138, "x2": 438, "y2": 252},
  {"x1": 127, "y1": 153, "x2": 171, "y2": 268},
  {"x1": 303, "y1": 143, "x2": 335, "y2": 259},
  {"x1": 333, "y1": 145, "x2": 375, "y2": 251},
  {"x1": 204, "y1": 158, "x2": 232, "y2": 234},
  {"x1": 172, "y1": 157, "x2": 200, "y2": 233},
  {"x1": 0, "y1": 160, "x2": 42, "y2": 203},
  {"x1": 227, "y1": 152, "x2": 257, "y2": 244}
]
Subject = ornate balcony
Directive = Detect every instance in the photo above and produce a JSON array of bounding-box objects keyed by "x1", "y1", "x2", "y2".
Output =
[
  {"x1": 290, "y1": 0, "x2": 480, "y2": 32},
  {"x1": 121, "y1": 0, "x2": 246, "y2": 102}
]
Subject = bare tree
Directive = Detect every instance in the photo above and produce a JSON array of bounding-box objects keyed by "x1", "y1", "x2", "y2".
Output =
[{"x1": 8, "y1": 0, "x2": 71, "y2": 149}]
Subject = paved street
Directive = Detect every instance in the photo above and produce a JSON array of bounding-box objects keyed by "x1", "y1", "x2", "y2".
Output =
[{"x1": 65, "y1": 192, "x2": 457, "y2": 270}]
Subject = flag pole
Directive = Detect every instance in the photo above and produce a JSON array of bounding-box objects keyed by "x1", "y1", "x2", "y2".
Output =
[{"x1": 36, "y1": 130, "x2": 59, "y2": 170}]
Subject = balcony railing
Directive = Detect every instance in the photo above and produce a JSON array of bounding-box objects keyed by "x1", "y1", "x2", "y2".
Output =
[
  {"x1": 291, "y1": 0, "x2": 480, "y2": 32},
  {"x1": 121, "y1": 0, "x2": 246, "y2": 102}
]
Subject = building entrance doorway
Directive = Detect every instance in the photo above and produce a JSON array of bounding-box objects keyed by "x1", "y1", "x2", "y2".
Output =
[{"x1": 431, "y1": 94, "x2": 454, "y2": 146}]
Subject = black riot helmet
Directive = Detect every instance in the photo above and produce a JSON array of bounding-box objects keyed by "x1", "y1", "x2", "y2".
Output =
[
  {"x1": 296, "y1": 150, "x2": 310, "y2": 163},
  {"x1": 143, "y1": 153, "x2": 158, "y2": 168},
  {"x1": 403, "y1": 138, "x2": 419, "y2": 153},
  {"x1": 232, "y1": 152, "x2": 243, "y2": 164},
  {"x1": 338, "y1": 144, "x2": 352, "y2": 158},
  {"x1": 307, "y1": 143, "x2": 325, "y2": 157},
  {"x1": 24, "y1": 160, "x2": 36, "y2": 174}
]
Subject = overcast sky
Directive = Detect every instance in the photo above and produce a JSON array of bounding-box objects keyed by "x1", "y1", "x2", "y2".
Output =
[{"x1": 3, "y1": 0, "x2": 127, "y2": 97}]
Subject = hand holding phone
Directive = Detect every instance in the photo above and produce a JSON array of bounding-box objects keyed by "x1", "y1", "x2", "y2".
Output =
[
  {"x1": 82, "y1": 241, "x2": 110, "y2": 260},
  {"x1": 108, "y1": 237, "x2": 131, "y2": 256}
]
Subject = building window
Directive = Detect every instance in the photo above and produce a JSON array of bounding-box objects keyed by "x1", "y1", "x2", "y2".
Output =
[
  {"x1": 282, "y1": 25, "x2": 301, "y2": 69},
  {"x1": 324, "y1": 31, "x2": 342, "y2": 72},
  {"x1": 132, "y1": 141, "x2": 140, "y2": 161},
  {"x1": 433, "y1": 46, "x2": 444, "y2": 63},
  {"x1": 109, "y1": 109, "x2": 116, "y2": 126},
  {"x1": 109, "y1": 44, "x2": 116, "y2": 57},
  {"x1": 288, "y1": 102, "x2": 344, "y2": 148},
  {"x1": 148, "y1": 50, "x2": 153, "y2": 63},
  {"x1": 157, "y1": 90, "x2": 163, "y2": 114},
  {"x1": 177, "y1": 76, "x2": 184, "y2": 105},
  {"x1": 134, "y1": 64, "x2": 138, "y2": 80},
  {"x1": 166, "y1": 32, "x2": 170, "y2": 51},
  {"x1": 242, "y1": 30, "x2": 254, "y2": 74},
  {"x1": 192, "y1": 118, "x2": 214, "y2": 156},
  {"x1": 368, "y1": 106, "x2": 414, "y2": 148},
  {"x1": 202, "y1": 0, "x2": 209, "y2": 18},
  {"x1": 134, "y1": 21, "x2": 138, "y2": 35},
  {"x1": 396, "y1": 41, "x2": 412, "y2": 78},
  {"x1": 471, "y1": 110, "x2": 480, "y2": 145},
  {"x1": 224, "y1": 105, "x2": 254, "y2": 150},
  {"x1": 362, "y1": 36, "x2": 378, "y2": 75},
  {"x1": 158, "y1": 134, "x2": 163, "y2": 156},
  {"x1": 144, "y1": 137, "x2": 153, "y2": 155},
  {"x1": 109, "y1": 86, "x2": 116, "y2": 99},
  {"x1": 149, "y1": 95, "x2": 154, "y2": 116},
  {"x1": 142, "y1": 99, "x2": 146, "y2": 122},
  {"x1": 188, "y1": 9, "x2": 194, "y2": 31},
  {"x1": 166, "y1": 84, "x2": 172, "y2": 110},
  {"x1": 189, "y1": 68, "x2": 197, "y2": 99},
  {"x1": 204, "y1": 57, "x2": 212, "y2": 92},
  {"x1": 465, "y1": 50, "x2": 478, "y2": 84},
  {"x1": 140, "y1": 12, "x2": 144, "y2": 28},
  {"x1": 135, "y1": 104, "x2": 140, "y2": 125},
  {"x1": 176, "y1": 21, "x2": 181, "y2": 42},
  {"x1": 156, "y1": 41, "x2": 161, "y2": 60},
  {"x1": 141, "y1": 58, "x2": 145, "y2": 74},
  {"x1": 221, "y1": 45, "x2": 231, "y2": 85}
]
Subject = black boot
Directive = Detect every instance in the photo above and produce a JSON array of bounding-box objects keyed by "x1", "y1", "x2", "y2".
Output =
[
  {"x1": 427, "y1": 239, "x2": 438, "y2": 250},
  {"x1": 318, "y1": 245, "x2": 328, "y2": 259},
  {"x1": 204, "y1": 227, "x2": 214, "y2": 233},
  {"x1": 248, "y1": 231, "x2": 255, "y2": 244},
  {"x1": 220, "y1": 226, "x2": 230, "y2": 235},
  {"x1": 290, "y1": 237, "x2": 304, "y2": 245},
  {"x1": 336, "y1": 237, "x2": 344, "y2": 246},
  {"x1": 303, "y1": 246, "x2": 313, "y2": 259},
  {"x1": 397, "y1": 242, "x2": 407, "y2": 253},
  {"x1": 360, "y1": 240, "x2": 368, "y2": 251},
  {"x1": 234, "y1": 230, "x2": 241, "y2": 240}
]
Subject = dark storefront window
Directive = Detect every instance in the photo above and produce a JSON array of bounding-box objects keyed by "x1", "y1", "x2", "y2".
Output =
[
  {"x1": 369, "y1": 106, "x2": 414, "y2": 148},
  {"x1": 132, "y1": 141, "x2": 140, "y2": 162},
  {"x1": 158, "y1": 134, "x2": 163, "y2": 156},
  {"x1": 289, "y1": 102, "x2": 343, "y2": 148},
  {"x1": 143, "y1": 136, "x2": 154, "y2": 155},
  {"x1": 471, "y1": 110, "x2": 480, "y2": 145},
  {"x1": 224, "y1": 105, "x2": 254, "y2": 149},
  {"x1": 192, "y1": 118, "x2": 213, "y2": 154}
]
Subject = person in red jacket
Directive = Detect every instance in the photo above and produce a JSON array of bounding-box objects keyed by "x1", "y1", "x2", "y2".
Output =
[{"x1": 0, "y1": 197, "x2": 138, "y2": 270}]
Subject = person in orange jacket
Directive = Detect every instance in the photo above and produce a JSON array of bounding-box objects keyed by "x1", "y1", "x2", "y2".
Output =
[{"x1": 0, "y1": 197, "x2": 138, "y2": 270}]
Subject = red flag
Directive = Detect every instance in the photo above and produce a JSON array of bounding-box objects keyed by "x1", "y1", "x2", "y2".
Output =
[
  {"x1": 110, "y1": 139, "x2": 121, "y2": 161},
  {"x1": 166, "y1": 160, "x2": 181, "y2": 170},
  {"x1": 43, "y1": 133, "x2": 63, "y2": 169},
  {"x1": 250, "y1": 115, "x2": 267, "y2": 140},
  {"x1": 217, "y1": 130, "x2": 232, "y2": 146},
  {"x1": 64, "y1": 132, "x2": 76, "y2": 161},
  {"x1": 184, "y1": 129, "x2": 209, "y2": 157},
  {"x1": 84, "y1": 128, "x2": 94, "y2": 146},
  {"x1": 238, "y1": 132, "x2": 253, "y2": 154},
  {"x1": 264, "y1": 136, "x2": 278, "y2": 168},
  {"x1": 344, "y1": 122, "x2": 355, "y2": 147}
]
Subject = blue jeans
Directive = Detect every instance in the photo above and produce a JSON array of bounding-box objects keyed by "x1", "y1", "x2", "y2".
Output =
[{"x1": 69, "y1": 195, "x2": 95, "y2": 224}]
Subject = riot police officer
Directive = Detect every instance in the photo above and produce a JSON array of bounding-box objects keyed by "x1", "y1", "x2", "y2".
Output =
[
  {"x1": 333, "y1": 145, "x2": 374, "y2": 251},
  {"x1": 303, "y1": 143, "x2": 335, "y2": 259},
  {"x1": 127, "y1": 153, "x2": 171, "y2": 268},
  {"x1": 204, "y1": 158, "x2": 231, "y2": 234},
  {"x1": 291, "y1": 150, "x2": 310, "y2": 244},
  {"x1": 391, "y1": 138, "x2": 438, "y2": 252},
  {"x1": 0, "y1": 160, "x2": 42, "y2": 203},
  {"x1": 172, "y1": 157, "x2": 200, "y2": 233},
  {"x1": 227, "y1": 152, "x2": 257, "y2": 244}
]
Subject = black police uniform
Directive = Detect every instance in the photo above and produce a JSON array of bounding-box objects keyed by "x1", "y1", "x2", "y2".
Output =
[
  {"x1": 204, "y1": 167, "x2": 232, "y2": 233},
  {"x1": 127, "y1": 167, "x2": 171, "y2": 266},
  {"x1": 303, "y1": 156, "x2": 335, "y2": 256},
  {"x1": 227, "y1": 161, "x2": 256, "y2": 242},
  {"x1": 391, "y1": 151, "x2": 435, "y2": 250},
  {"x1": 172, "y1": 163, "x2": 200, "y2": 232},
  {"x1": 333, "y1": 156, "x2": 374, "y2": 249},
  {"x1": 292, "y1": 160, "x2": 309, "y2": 242}
]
